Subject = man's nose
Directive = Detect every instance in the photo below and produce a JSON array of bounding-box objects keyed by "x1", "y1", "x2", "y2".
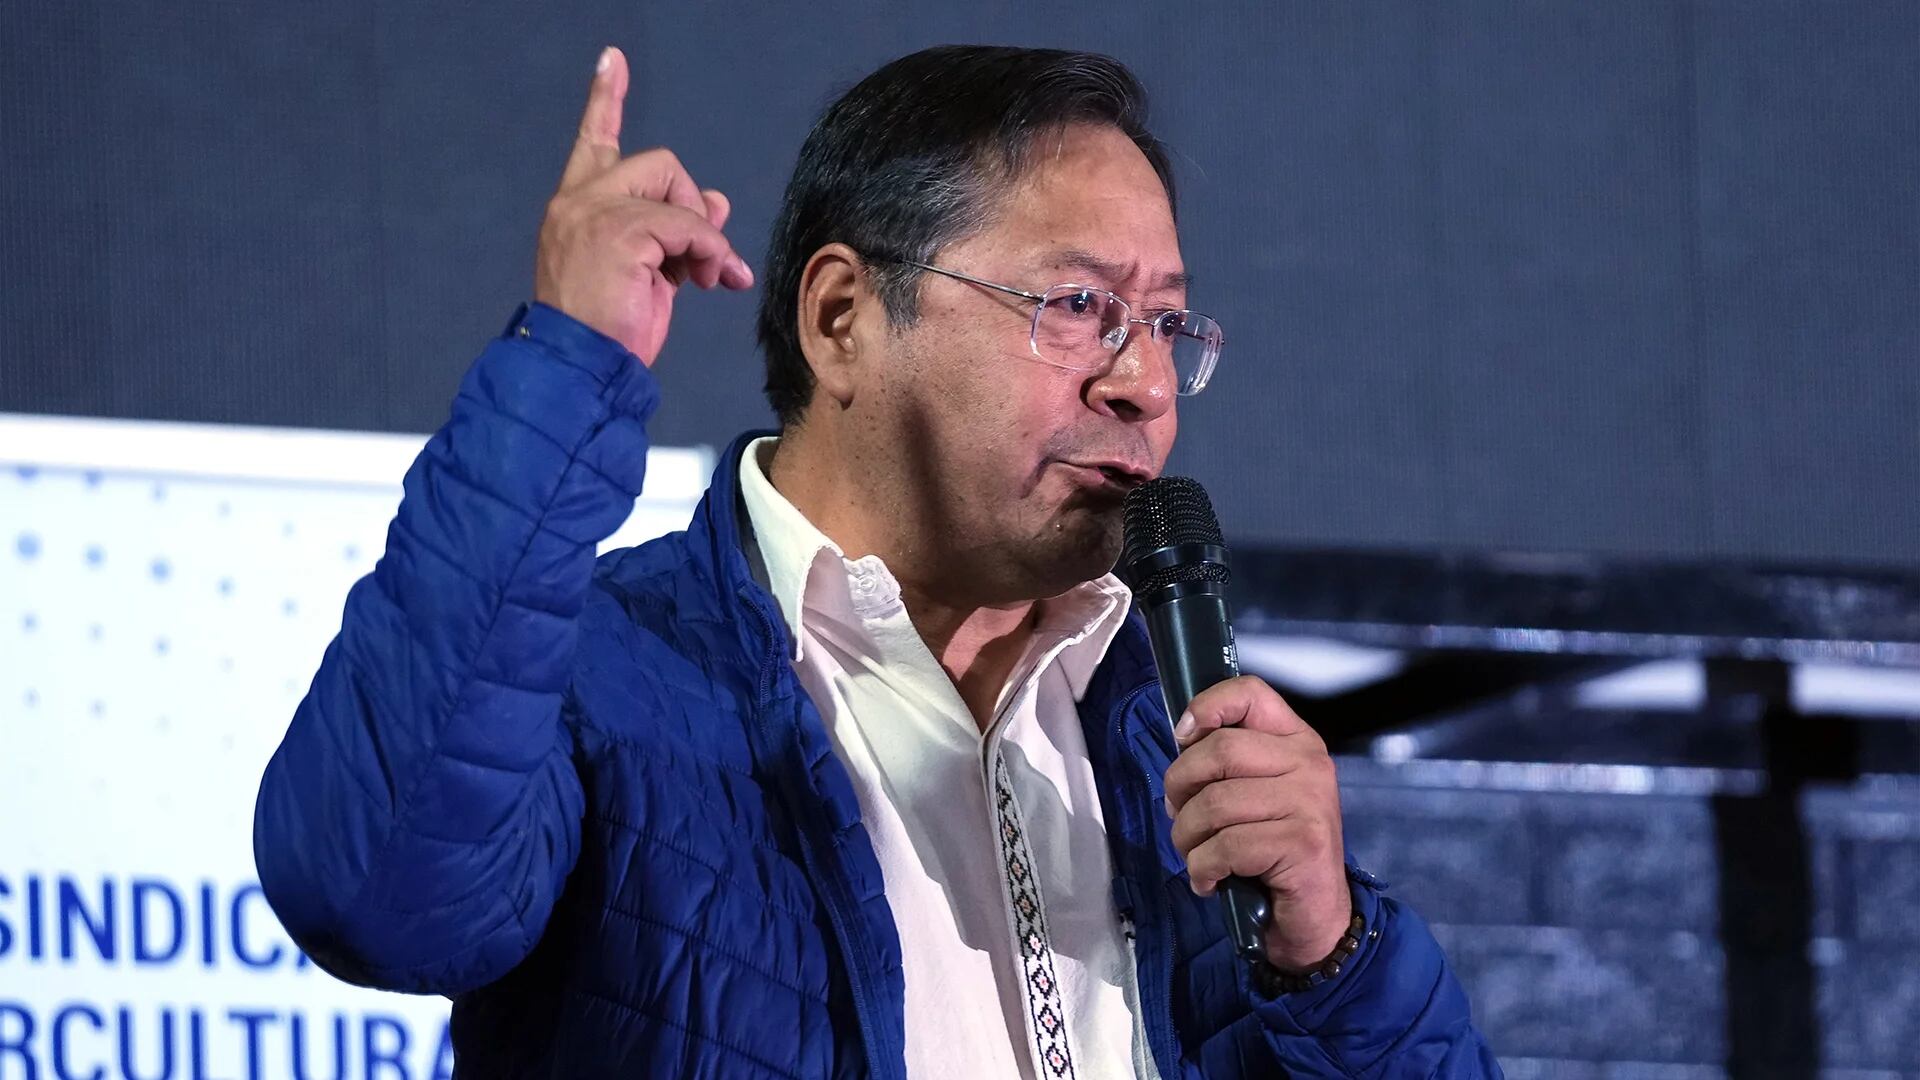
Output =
[{"x1": 1083, "y1": 330, "x2": 1176, "y2": 423}]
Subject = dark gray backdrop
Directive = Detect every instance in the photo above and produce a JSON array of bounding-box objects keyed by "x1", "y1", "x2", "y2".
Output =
[{"x1": 5, "y1": 2, "x2": 1916, "y2": 565}]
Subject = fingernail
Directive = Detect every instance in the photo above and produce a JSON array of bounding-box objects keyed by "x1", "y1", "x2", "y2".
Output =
[
  {"x1": 1163, "y1": 795, "x2": 1174, "y2": 819},
  {"x1": 731, "y1": 255, "x2": 755, "y2": 286},
  {"x1": 1173, "y1": 711, "x2": 1196, "y2": 742},
  {"x1": 596, "y1": 48, "x2": 613, "y2": 74}
]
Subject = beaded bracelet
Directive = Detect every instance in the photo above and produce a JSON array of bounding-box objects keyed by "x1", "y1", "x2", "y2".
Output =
[{"x1": 1254, "y1": 911, "x2": 1371, "y2": 996}]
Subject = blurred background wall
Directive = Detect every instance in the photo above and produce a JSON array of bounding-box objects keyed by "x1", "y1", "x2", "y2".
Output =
[
  {"x1": 4, "y1": 1, "x2": 1916, "y2": 564},
  {"x1": 3, "y1": 3, "x2": 1918, "y2": 1077}
]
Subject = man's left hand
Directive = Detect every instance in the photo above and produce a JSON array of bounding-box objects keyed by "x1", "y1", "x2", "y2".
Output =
[{"x1": 1163, "y1": 675, "x2": 1353, "y2": 973}]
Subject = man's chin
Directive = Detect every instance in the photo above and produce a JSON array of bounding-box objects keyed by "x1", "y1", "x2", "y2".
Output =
[
  {"x1": 953, "y1": 499, "x2": 1126, "y2": 603},
  {"x1": 1036, "y1": 502, "x2": 1126, "y2": 584}
]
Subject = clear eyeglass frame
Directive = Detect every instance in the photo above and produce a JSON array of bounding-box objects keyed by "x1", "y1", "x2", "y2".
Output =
[{"x1": 880, "y1": 256, "x2": 1225, "y2": 396}]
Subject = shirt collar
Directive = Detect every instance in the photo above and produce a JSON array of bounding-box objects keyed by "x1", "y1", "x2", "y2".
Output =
[
  {"x1": 736, "y1": 436, "x2": 843, "y2": 662},
  {"x1": 1040, "y1": 574, "x2": 1133, "y2": 702},
  {"x1": 735, "y1": 435, "x2": 1133, "y2": 678}
]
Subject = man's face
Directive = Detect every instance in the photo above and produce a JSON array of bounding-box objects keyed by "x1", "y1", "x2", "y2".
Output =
[{"x1": 866, "y1": 123, "x2": 1184, "y2": 603}]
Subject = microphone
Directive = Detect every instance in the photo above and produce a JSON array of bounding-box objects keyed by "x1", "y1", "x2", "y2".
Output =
[{"x1": 1120, "y1": 476, "x2": 1270, "y2": 963}]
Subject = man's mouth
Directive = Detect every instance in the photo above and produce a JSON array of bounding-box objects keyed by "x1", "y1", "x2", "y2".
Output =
[{"x1": 1057, "y1": 460, "x2": 1151, "y2": 492}]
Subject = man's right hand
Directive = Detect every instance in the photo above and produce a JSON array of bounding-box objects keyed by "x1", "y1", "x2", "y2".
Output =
[{"x1": 534, "y1": 46, "x2": 754, "y2": 366}]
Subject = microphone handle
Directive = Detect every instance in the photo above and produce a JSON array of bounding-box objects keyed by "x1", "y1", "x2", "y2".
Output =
[{"x1": 1143, "y1": 586, "x2": 1271, "y2": 964}]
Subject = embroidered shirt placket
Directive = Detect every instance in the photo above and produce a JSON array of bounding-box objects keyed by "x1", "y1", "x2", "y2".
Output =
[{"x1": 982, "y1": 639, "x2": 1083, "y2": 1080}]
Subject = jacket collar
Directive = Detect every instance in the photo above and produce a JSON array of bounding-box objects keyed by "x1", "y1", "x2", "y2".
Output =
[{"x1": 684, "y1": 429, "x2": 781, "y2": 606}]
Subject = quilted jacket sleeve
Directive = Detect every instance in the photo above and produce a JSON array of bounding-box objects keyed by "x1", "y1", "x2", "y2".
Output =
[
  {"x1": 253, "y1": 303, "x2": 655, "y2": 995},
  {"x1": 1236, "y1": 876, "x2": 1503, "y2": 1078}
]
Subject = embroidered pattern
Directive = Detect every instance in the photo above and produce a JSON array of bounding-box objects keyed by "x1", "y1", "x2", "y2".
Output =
[{"x1": 992, "y1": 755, "x2": 1079, "y2": 1079}]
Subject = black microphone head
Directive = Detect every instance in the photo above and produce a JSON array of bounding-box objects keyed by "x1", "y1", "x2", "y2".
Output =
[{"x1": 1121, "y1": 476, "x2": 1231, "y2": 595}]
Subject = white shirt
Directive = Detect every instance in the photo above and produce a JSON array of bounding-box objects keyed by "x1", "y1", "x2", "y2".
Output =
[{"x1": 736, "y1": 438, "x2": 1160, "y2": 1080}]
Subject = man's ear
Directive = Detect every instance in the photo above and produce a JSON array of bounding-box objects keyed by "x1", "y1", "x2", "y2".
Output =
[{"x1": 796, "y1": 243, "x2": 872, "y2": 410}]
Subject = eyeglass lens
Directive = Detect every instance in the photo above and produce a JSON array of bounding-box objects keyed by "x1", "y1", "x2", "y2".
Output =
[{"x1": 1033, "y1": 286, "x2": 1221, "y2": 395}]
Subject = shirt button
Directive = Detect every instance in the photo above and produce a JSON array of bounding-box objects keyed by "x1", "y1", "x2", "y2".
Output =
[{"x1": 854, "y1": 575, "x2": 877, "y2": 595}]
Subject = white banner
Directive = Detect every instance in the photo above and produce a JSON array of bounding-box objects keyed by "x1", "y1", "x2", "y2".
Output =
[{"x1": 0, "y1": 413, "x2": 709, "y2": 1080}]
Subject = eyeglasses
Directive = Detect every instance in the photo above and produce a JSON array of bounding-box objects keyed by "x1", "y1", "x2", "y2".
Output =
[{"x1": 877, "y1": 257, "x2": 1224, "y2": 396}]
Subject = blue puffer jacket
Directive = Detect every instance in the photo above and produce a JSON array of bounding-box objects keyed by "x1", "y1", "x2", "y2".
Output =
[{"x1": 255, "y1": 302, "x2": 1501, "y2": 1078}]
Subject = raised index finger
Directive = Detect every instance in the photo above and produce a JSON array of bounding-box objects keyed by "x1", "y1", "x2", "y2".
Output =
[{"x1": 560, "y1": 46, "x2": 628, "y2": 188}]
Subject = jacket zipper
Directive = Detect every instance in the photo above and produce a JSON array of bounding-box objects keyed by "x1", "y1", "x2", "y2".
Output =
[
  {"x1": 743, "y1": 595, "x2": 892, "y2": 1080},
  {"x1": 1112, "y1": 682, "x2": 1182, "y2": 1079}
]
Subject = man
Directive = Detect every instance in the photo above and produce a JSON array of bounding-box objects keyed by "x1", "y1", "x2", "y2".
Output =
[{"x1": 255, "y1": 44, "x2": 1500, "y2": 1078}]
